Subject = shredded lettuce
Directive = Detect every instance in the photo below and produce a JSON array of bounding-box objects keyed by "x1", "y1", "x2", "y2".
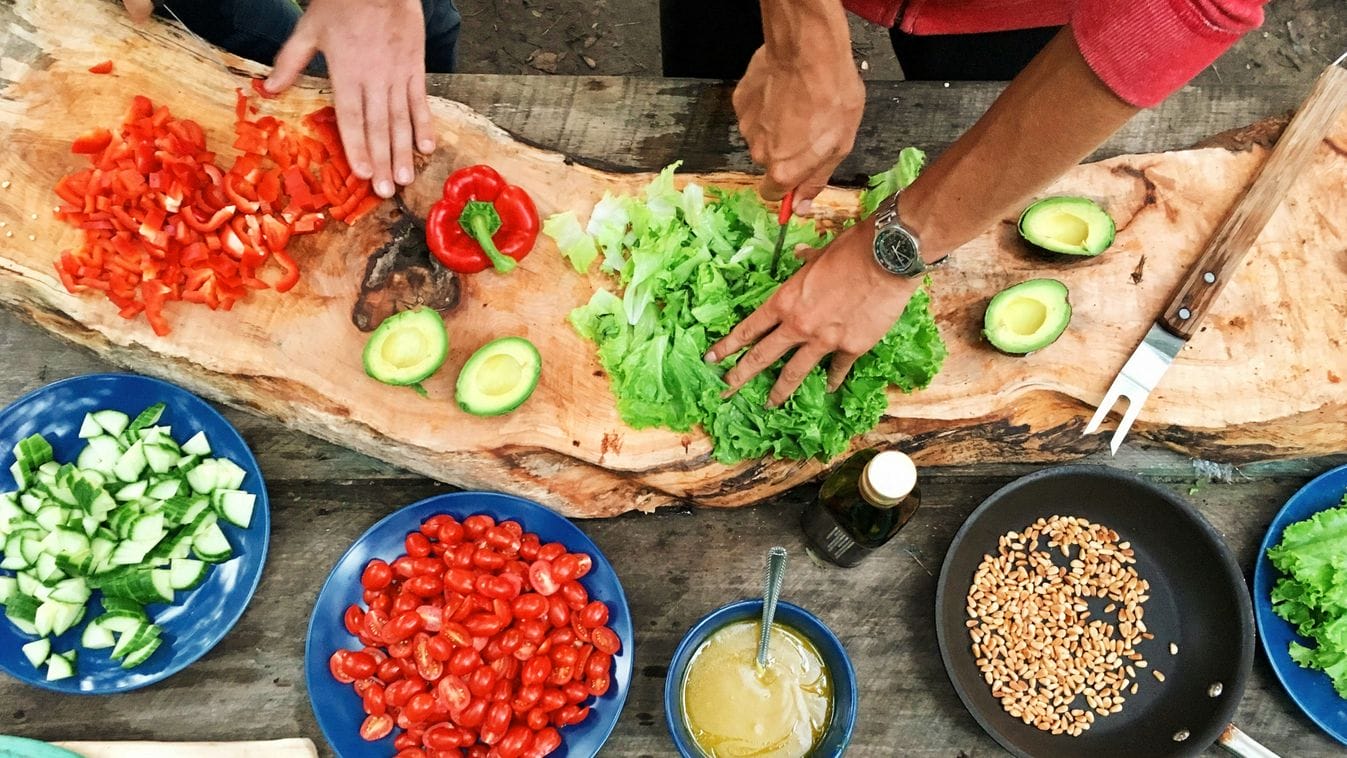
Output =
[
  {"x1": 1268, "y1": 492, "x2": 1347, "y2": 698},
  {"x1": 541, "y1": 211, "x2": 599, "y2": 273},
  {"x1": 546, "y1": 154, "x2": 945, "y2": 463},
  {"x1": 859, "y1": 147, "x2": 926, "y2": 217}
]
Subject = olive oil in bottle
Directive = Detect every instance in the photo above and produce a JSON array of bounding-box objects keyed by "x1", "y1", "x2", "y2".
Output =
[{"x1": 801, "y1": 449, "x2": 920, "y2": 567}]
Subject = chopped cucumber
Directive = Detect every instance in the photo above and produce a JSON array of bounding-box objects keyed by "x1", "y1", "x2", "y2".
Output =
[
  {"x1": 0, "y1": 403, "x2": 256, "y2": 677},
  {"x1": 21, "y1": 638, "x2": 50, "y2": 668}
]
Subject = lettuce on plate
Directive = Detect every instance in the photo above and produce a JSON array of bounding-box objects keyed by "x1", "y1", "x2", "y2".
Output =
[
  {"x1": 546, "y1": 154, "x2": 943, "y2": 463},
  {"x1": 1268, "y1": 492, "x2": 1347, "y2": 697}
]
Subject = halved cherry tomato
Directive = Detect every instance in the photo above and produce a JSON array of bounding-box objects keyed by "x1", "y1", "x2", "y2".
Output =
[
  {"x1": 592, "y1": 626, "x2": 621, "y2": 655},
  {"x1": 362, "y1": 560, "x2": 393, "y2": 590},
  {"x1": 437, "y1": 674, "x2": 471, "y2": 713},
  {"x1": 344, "y1": 604, "x2": 365, "y2": 635},
  {"x1": 529, "y1": 561, "x2": 558, "y2": 596},
  {"x1": 360, "y1": 714, "x2": 394, "y2": 741},
  {"x1": 329, "y1": 650, "x2": 355, "y2": 684},
  {"x1": 559, "y1": 581, "x2": 588, "y2": 610},
  {"x1": 579, "y1": 600, "x2": 609, "y2": 628}
]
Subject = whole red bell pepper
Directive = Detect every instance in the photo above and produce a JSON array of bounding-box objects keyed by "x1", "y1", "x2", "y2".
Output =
[{"x1": 425, "y1": 165, "x2": 539, "y2": 274}]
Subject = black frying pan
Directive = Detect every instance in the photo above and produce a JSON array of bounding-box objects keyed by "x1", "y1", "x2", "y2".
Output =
[{"x1": 935, "y1": 465, "x2": 1258, "y2": 757}]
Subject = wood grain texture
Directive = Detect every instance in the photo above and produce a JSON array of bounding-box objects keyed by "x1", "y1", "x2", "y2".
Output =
[
  {"x1": 2, "y1": 0, "x2": 1346, "y2": 519},
  {"x1": 2, "y1": 472, "x2": 1344, "y2": 757},
  {"x1": 1161, "y1": 65, "x2": 1347, "y2": 340}
]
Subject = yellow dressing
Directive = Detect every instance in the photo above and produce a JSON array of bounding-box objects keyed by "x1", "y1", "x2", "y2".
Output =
[{"x1": 682, "y1": 620, "x2": 832, "y2": 758}]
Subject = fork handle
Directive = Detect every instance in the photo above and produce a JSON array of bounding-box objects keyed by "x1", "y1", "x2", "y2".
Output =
[{"x1": 1160, "y1": 62, "x2": 1347, "y2": 341}]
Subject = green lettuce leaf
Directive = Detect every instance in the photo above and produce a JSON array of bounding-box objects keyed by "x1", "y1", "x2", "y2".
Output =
[
  {"x1": 545, "y1": 159, "x2": 946, "y2": 463},
  {"x1": 541, "y1": 211, "x2": 599, "y2": 273},
  {"x1": 1269, "y1": 492, "x2": 1347, "y2": 699},
  {"x1": 859, "y1": 147, "x2": 927, "y2": 217}
]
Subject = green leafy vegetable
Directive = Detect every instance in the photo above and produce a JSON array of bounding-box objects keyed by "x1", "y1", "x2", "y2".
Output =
[
  {"x1": 859, "y1": 147, "x2": 926, "y2": 217},
  {"x1": 547, "y1": 158, "x2": 946, "y2": 463},
  {"x1": 1268, "y1": 492, "x2": 1347, "y2": 698},
  {"x1": 541, "y1": 211, "x2": 599, "y2": 273}
]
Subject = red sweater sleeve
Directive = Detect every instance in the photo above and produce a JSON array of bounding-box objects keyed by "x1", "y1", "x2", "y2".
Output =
[{"x1": 1073, "y1": 0, "x2": 1267, "y2": 107}]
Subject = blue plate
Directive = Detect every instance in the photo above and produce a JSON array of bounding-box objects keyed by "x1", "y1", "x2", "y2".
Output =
[
  {"x1": 305, "y1": 492, "x2": 633, "y2": 758},
  {"x1": 0, "y1": 373, "x2": 270, "y2": 694},
  {"x1": 1254, "y1": 463, "x2": 1347, "y2": 745}
]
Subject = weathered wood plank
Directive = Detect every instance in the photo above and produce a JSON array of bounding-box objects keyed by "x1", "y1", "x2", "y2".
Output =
[
  {"x1": 1, "y1": 475, "x2": 1341, "y2": 756},
  {"x1": 436, "y1": 75, "x2": 1307, "y2": 179}
]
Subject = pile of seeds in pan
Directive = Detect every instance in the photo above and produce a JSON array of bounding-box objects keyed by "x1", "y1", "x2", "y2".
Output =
[{"x1": 965, "y1": 515, "x2": 1159, "y2": 737}]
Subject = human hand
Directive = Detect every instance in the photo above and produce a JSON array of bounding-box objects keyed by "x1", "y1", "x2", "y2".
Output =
[
  {"x1": 265, "y1": 0, "x2": 436, "y2": 199},
  {"x1": 705, "y1": 217, "x2": 918, "y2": 407},
  {"x1": 733, "y1": 39, "x2": 863, "y2": 214},
  {"x1": 120, "y1": 0, "x2": 153, "y2": 23}
]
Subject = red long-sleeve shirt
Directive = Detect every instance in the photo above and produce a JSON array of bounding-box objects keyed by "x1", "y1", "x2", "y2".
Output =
[{"x1": 843, "y1": 0, "x2": 1267, "y2": 107}]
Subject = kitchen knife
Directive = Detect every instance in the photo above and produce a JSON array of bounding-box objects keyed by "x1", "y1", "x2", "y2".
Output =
[
  {"x1": 769, "y1": 189, "x2": 795, "y2": 277},
  {"x1": 156, "y1": 2, "x2": 236, "y2": 76},
  {"x1": 1084, "y1": 51, "x2": 1347, "y2": 454}
]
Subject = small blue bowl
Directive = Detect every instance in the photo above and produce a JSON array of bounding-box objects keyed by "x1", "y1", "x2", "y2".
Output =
[
  {"x1": 664, "y1": 600, "x2": 857, "y2": 757},
  {"x1": 1254, "y1": 463, "x2": 1347, "y2": 746}
]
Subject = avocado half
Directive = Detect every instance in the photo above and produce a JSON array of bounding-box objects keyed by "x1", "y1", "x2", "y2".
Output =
[
  {"x1": 363, "y1": 307, "x2": 450, "y2": 386},
  {"x1": 1018, "y1": 196, "x2": 1115, "y2": 256},
  {"x1": 456, "y1": 337, "x2": 542, "y2": 417},
  {"x1": 983, "y1": 279, "x2": 1072, "y2": 355}
]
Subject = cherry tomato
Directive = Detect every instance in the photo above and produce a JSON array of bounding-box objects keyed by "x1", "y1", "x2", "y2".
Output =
[
  {"x1": 559, "y1": 581, "x2": 588, "y2": 610},
  {"x1": 423, "y1": 722, "x2": 458, "y2": 750},
  {"x1": 393, "y1": 556, "x2": 418, "y2": 579},
  {"x1": 364, "y1": 591, "x2": 391, "y2": 614},
  {"x1": 538, "y1": 543, "x2": 566, "y2": 562},
  {"x1": 552, "y1": 554, "x2": 581, "y2": 583},
  {"x1": 384, "y1": 611, "x2": 423, "y2": 644},
  {"x1": 363, "y1": 684, "x2": 387, "y2": 716},
  {"x1": 463, "y1": 514, "x2": 495, "y2": 538},
  {"x1": 388, "y1": 637, "x2": 415, "y2": 660},
  {"x1": 497, "y1": 725, "x2": 532, "y2": 758},
  {"x1": 491, "y1": 677, "x2": 514, "y2": 703},
  {"x1": 571, "y1": 615, "x2": 593, "y2": 644},
  {"x1": 413, "y1": 634, "x2": 444, "y2": 681},
  {"x1": 588, "y1": 674, "x2": 611, "y2": 696},
  {"x1": 416, "y1": 604, "x2": 442, "y2": 633},
  {"x1": 521, "y1": 655, "x2": 552, "y2": 686},
  {"x1": 392, "y1": 591, "x2": 420, "y2": 615},
  {"x1": 405, "y1": 531, "x2": 432, "y2": 558},
  {"x1": 394, "y1": 732, "x2": 419, "y2": 751},
  {"x1": 519, "y1": 534, "x2": 541, "y2": 560},
  {"x1": 437, "y1": 673, "x2": 471, "y2": 713},
  {"x1": 473, "y1": 548, "x2": 506, "y2": 571},
  {"x1": 563, "y1": 680, "x2": 589, "y2": 704},
  {"x1": 405, "y1": 691, "x2": 437, "y2": 724},
  {"x1": 528, "y1": 561, "x2": 559, "y2": 596},
  {"x1": 406, "y1": 574, "x2": 443, "y2": 598},
  {"x1": 480, "y1": 702, "x2": 511, "y2": 745},
  {"x1": 468, "y1": 665, "x2": 498, "y2": 698},
  {"x1": 449, "y1": 647, "x2": 483, "y2": 676},
  {"x1": 571, "y1": 553, "x2": 592, "y2": 579},
  {"x1": 537, "y1": 688, "x2": 566, "y2": 712},
  {"x1": 445, "y1": 568, "x2": 476, "y2": 594},
  {"x1": 586, "y1": 652, "x2": 611, "y2": 679},
  {"x1": 526, "y1": 706, "x2": 551, "y2": 731},
  {"x1": 592, "y1": 626, "x2": 621, "y2": 655},
  {"x1": 329, "y1": 650, "x2": 356, "y2": 684},
  {"x1": 344, "y1": 604, "x2": 365, "y2": 635},
  {"x1": 378, "y1": 657, "x2": 404, "y2": 683},
  {"x1": 511, "y1": 594, "x2": 547, "y2": 621},
  {"x1": 343, "y1": 650, "x2": 377, "y2": 679},
  {"x1": 362, "y1": 559, "x2": 393, "y2": 590},
  {"x1": 360, "y1": 713, "x2": 394, "y2": 741},
  {"x1": 532, "y1": 727, "x2": 561, "y2": 755},
  {"x1": 441, "y1": 621, "x2": 473, "y2": 648},
  {"x1": 465, "y1": 612, "x2": 507, "y2": 638},
  {"x1": 386, "y1": 678, "x2": 422, "y2": 708},
  {"x1": 363, "y1": 609, "x2": 390, "y2": 641},
  {"x1": 547, "y1": 596, "x2": 569, "y2": 628},
  {"x1": 579, "y1": 600, "x2": 609, "y2": 628},
  {"x1": 424, "y1": 635, "x2": 453, "y2": 662},
  {"x1": 485, "y1": 526, "x2": 522, "y2": 556},
  {"x1": 394, "y1": 748, "x2": 426, "y2": 758},
  {"x1": 513, "y1": 681, "x2": 543, "y2": 711},
  {"x1": 457, "y1": 697, "x2": 488, "y2": 728}
]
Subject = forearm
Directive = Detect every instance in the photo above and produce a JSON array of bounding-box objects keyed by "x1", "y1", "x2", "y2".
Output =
[
  {"x1": 901, "y1": 28, "x2": 1140, "y2": 260},
  {"x1": 758, "y1": 0, "x2": 850, "y2": 63}
]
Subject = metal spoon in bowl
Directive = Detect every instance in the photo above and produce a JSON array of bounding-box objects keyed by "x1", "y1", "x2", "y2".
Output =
[{"x1": 757, "y1": 546, "x2": 788, "y2": 669}]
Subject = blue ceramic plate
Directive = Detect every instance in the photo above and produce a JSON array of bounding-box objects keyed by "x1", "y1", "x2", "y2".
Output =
[
  {"x1": 305, "y1": 492, "x2": 633, "y2": 758},
  {"x1": 0, "y1": 373, "x2": 270, "y2": 694},
  {"x1": 1254, "y1": 463, "x2": 1347, "y2": 746}
]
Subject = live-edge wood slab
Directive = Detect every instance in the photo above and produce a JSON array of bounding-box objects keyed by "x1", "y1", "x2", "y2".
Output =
[{"x1": 2, "y1": 0, "x2": 1346, "y2": 517}]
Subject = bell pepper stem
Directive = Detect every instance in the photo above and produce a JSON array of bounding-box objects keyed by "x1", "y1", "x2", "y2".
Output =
[{"x1": 460, "y1": 201, "x2": 517, "y2": 274}]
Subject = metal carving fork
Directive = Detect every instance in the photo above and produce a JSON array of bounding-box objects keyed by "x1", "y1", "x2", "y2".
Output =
[{"x1": 1085, "y1": 51, "x2": 1347, "y2": 454}]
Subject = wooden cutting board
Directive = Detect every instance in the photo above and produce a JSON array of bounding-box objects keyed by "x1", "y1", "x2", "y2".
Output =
[{"x1": 2, "y1": 0, "x2": 1345, "y2": 517}]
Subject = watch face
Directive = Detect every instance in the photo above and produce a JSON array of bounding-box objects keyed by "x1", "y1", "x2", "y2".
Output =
[{"x1": 875, "y1": 226, "x2": 922, "y2": 276}]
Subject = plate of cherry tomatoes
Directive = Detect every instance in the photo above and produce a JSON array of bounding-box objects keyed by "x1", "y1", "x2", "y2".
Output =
[{"x1": 304, "y1": 492, "x2": 633, "y2": 757}]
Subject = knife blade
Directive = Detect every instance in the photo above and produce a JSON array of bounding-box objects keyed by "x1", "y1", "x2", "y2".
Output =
[
  {"x1": 1084, "y1": 52, "x2": 1347, "y2": 454},
  {"x1": 156, "y1": 2, "x2": 235, "y2": 75},
  {"x1": 769, "y1": 189, "x2": 795, "y2": 277}
]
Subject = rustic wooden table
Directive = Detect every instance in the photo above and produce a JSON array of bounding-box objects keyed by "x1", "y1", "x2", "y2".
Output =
[{"x1": 1, "y1": 75, "x2": 1345, "y2": 757}]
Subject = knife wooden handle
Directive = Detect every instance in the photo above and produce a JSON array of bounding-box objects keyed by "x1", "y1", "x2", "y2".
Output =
[{"x1": 1160, "y1": 62, "x2": 1347, "y2": 341}]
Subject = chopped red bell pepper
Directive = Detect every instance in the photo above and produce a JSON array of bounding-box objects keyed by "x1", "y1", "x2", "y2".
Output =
[
  {"x1": 71, "y1": 129, "x2": 112, "y2": 155},
  {"x1": 88, "y1": 60, "x2": 115, "y2": 75},
  {"x1": 425, "y1": 165, "x2": 539, "y2": 274}
]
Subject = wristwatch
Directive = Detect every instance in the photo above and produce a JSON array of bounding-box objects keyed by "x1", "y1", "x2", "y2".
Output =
[{"x1": 871, "y1": 192, "x2": 947, "y2": 277}]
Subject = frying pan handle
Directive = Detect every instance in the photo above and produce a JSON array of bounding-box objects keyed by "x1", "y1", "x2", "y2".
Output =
[{"x1": 1218, "y1": 724, "x2": 1281, "y2": 758}]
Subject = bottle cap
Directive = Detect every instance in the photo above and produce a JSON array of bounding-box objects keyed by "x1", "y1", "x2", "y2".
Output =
[{"x1": 860, "y1": 450, "x2": 917, "y2": 506}]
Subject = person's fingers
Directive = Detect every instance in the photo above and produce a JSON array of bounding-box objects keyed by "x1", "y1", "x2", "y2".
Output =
[
  {"x1": 722, "y1": 328, "x2": 799, "y2": 396},
  {"x1": 794, "y1": 168, "x2": 831, "y2": 209},
  {"x1": 389, "y1": 84, "x2": 415, "y2": 187},
  {"x1": 768, "y1": 344, "x2": 829, "y2": 407},
  {"x1": 706, "y1": 303, "x2": 779, "y2": 364},
  {"x1": 827, "y1": 351, "x2": 860, "y2": 392},
  {"x1": 265, "y1": 20, "x2": 319, "y2": 94},
  {"x1": 408, "y1": 72, "x2": 435, "y2": 154},
  {"x1": 761, "y1": 158, "x2": 811, "y2": 203},
  {"x1": 332, "y1": 80, "x2": 373, "y2": 180},
  {"x1": 121, "y1": 0, "x2": 153, "y2": 23},
  {"x1": 363, "y1": 85, "x2": 395, "y2": 198}
]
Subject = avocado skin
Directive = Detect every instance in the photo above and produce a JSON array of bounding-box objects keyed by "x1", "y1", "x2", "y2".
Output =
[
  {"x1": 1018, "y1": 196, "x2": 1116, "y2": 257},
  {"x1": 983, "y1": 278, "x2": 1072, "y2": 355},
  {"x1": 456, "y1": 337, "x2": 542, "y2": 417},
  {"x1": 362, "y1": 307, "x2": 450, "y2": 386}
]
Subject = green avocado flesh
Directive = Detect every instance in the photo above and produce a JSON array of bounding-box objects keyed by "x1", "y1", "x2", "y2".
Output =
[
  {"x1": 363, "y1": 307, "x2": 449, "y2": 386},
  {"x1": 457, "y1": 337, "x2": 542, "y2": 417},
  {"x1": 1018, "y1": 196, "x2": 1115, "y2": 256},
  {"x1": 983, "y1": 279, "x2": 1072, "y2": 355}
]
